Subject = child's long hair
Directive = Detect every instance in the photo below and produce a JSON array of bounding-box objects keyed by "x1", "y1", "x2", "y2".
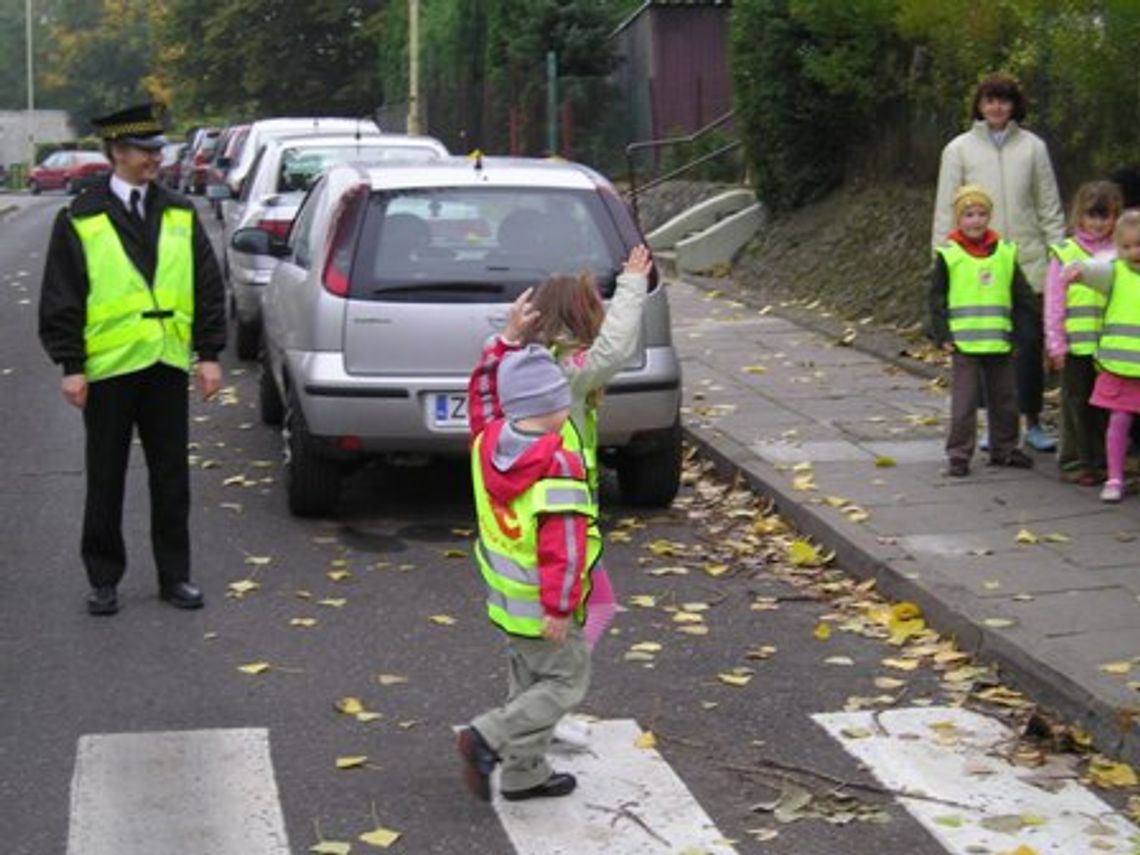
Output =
[
  {"x1": 1069, "y1": 181, "x2": 1123, "y2": 231},
  {"x1": 525, "y1": 272, "x2": 605, "y2": 354},
  {"x1": 524, "y1": 271, "x2": 606, "y2": 407}
]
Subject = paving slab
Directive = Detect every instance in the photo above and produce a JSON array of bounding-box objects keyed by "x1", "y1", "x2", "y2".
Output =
[{"x1": 669, "y1": 276, "x2": 1140, "y2": 766}]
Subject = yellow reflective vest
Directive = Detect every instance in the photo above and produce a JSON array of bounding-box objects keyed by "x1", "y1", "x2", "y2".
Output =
[
  {"x1": 470, "y1": 421, "x2": 599, "y2": 638},
  {"x1": 1050, "y1": 239, "x2": 1104, "y2": 357},
  {"x1": 1097, "y1": 261, "x2": 1140, "y2": 379},
  {"x1": 938, "y1": 241, "x2": 1017, "y2": 355},
  {"x1": 72, "y1": 207, "x2": 195, "y2": 382}
]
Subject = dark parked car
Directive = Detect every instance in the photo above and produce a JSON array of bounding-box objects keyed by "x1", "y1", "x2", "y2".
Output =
[
  {"x1": 206, "y1": 124, "x2": 250, "y2": 219},
  {"x1": 27, "y1": 151, "x2": 111, "y2": 194}
]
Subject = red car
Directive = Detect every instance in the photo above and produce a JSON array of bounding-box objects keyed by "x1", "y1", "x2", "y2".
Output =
[{"x1": 28, "y1": 150, "x2": 112, "y2": 194}]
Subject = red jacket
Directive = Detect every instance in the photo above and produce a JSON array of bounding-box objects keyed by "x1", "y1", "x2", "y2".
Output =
[
  {"x1": 467, "y1": 336, "x2": 521, "y2": 441},
  {"x1": 476, "y1": 418, "x2": 589, "y2": 618}
]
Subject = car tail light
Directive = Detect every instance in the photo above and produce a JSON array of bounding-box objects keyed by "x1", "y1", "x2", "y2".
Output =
[
  {"x1": 194, "y1": 151, "x2": 209, "y2": 166},
  {"x1": 337, "y1": 436, "x2": 363, "y2": 451},
  {"x1": 256, "y1": 218, "x2": 292, "y2": 240},
  {"x1": 322, "y1": 183, "x2": 369, "y2": 298}
]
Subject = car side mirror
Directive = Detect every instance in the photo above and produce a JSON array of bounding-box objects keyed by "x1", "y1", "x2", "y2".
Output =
[
  {"x1": 206, "y1": 183, "x2": 232, "y2": 201},
  {"x1": 231, "y1": 227, "x2": 289, "y2": 258}
]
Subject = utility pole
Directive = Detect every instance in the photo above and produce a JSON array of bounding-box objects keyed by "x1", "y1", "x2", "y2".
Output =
[
  {"x1": 406, "y1": 0, "x2": 422, "y2": 134},
  {"x1": 25, "y1": 0, "x2": 35, "y2": 167},
  {"x1": 546, "y1": 51, "x2": 557, "y2": 156}
]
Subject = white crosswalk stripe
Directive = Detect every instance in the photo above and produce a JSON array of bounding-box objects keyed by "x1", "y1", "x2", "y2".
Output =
[
  {"x1": 815, "y1": 706, "x2": 1138, "y2": 854},
  {"x1": 493, "y1": 719, "x2": 737, "y2": 853},
  {"x1": 67, "y1": 728, "x2": 291, "y2": 855}
]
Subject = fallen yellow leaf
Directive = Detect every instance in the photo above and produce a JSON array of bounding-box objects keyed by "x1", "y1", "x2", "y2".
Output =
[
  {"x1": 327, "y1": 570, "x2": 352, "y2": 582},
  {"x1": 377, "y1": 674, "x2": 409, "y2": 686},
  {"x1": 237, "y1": 662, "x2": 271, "y2": 675},
  {"x1": 1089, "y1": 757, "x2": 1139, "y2": 788},
  {"x1": 442, "y1": 548, "x2": 467, "y2": 559},
  {"x1": 718, "y1": 672, "x2": 753, "y2": 687},
  {"x1": 634, "y1": 730, "x2": 657, "y2": 749},
  {"x1": 335, "y1": 697, "x2": 366, "y2": 716},
  {"x1": 228, "y1": 579, "x2": 260, "y2": 596},
  {"x1": 359, "y1": 827, "x2": 401, "y2": 848},
  {"x1": 673, "y1": 611, "x2": 704, "y2": 624},
  {"x1": 335, "y1": 755, "x2": 369, "y2": 769},
  {"x1": 874, "y1": 456, "x2": 897, "y2": 468},
  {"x1": 741, "y1": 365, "x2": 768, "y2": 375},
  {"x1": 244, "y1": 555, "x2": 272, "y2": 566},
  {"x1": 788, "y1": 539, "x2": 820, "y2": 567},
  {"x1": 630, "y1": 642, "x2": 663, "y2": 653},
  {"x1": 318, "y1": 598, "x2": 347, "y2": 608},
  {"x1": 628, "y1": 594, "x2": 657, "y2": 608},
  {"x1": 703, "y1": 563, "x2": 730, "y2": 577},
  {"x1": 813, "y1": 622, "x2": 832, "y2": 641},
  {"x1": 290, "y1": 617, "x2": 318, "y2": 628},
  {"x1": 676, "y1": 624, "x2": 710, "y2": 636},
  {"x1": 1100, "y1": 661, "x2": 1133, "y2": 675},
  {"x1": 1015, "y1": 528, "x2": 1039, "y2": 544},
  {"x1": 882, "y1": 657, "x2": 920, "y2": 671},
  {"x1": 428, "y1": 614, "x2": 457, "y2": 626},
  {"x1": 310, "y1": 842, "x2": 352, "y2": 855}
]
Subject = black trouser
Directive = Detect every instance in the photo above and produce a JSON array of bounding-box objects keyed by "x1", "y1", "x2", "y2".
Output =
[
  {"x1": 81, "y1": 364, "x2": 191, "y2": 589},
  {"x1": 1015, "y1": 293, "x2": 1045, "y2": 420},
  {"x1": 947, "y1": 351, "x2": 1019, "y2": 464},
  {"x1": 1059, "y1": 354, "x2": 1107, "y2": 471}
]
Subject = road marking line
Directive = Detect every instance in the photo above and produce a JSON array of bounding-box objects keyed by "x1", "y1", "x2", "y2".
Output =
[
  {"x1": 492, "y1": 718, "x2": 737, "y2": 854},
  {"x1": 814, "y1": 706, "x2": 1137, "y2": 854},
  {"x1": 67, "y1": 728, "x2": 290, "y2": 855}
]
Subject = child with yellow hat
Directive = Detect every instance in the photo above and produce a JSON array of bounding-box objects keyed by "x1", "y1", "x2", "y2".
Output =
[{"x1": 930, "y1": 184, "x2": 1036, "y2": 476}]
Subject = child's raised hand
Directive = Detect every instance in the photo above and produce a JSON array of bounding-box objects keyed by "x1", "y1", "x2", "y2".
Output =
[
  {"x1": 503, "y1": 286, "x2": 540, "y2": 343},
  {"x1": 622, "y1": 244, "x2": 653, "y2": 278},
  {"x1": 1061, "y1": 262, "x2": 1085, "y2": 287}
]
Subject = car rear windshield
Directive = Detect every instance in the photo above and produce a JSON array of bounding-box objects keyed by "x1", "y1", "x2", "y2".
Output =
[
  {"x1": 75, "y1": 152, "x2": 108, "y2": 164},
  {"x1": 349, "y1": 187, "x2": 624, "y2": 303},
  {"x1": 278, "y1": 145, "x2": 440, "y2": 193}
]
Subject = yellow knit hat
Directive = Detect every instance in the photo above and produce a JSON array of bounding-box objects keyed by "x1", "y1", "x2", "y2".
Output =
[{"x1": 953, "y1": 184, "x2": 993, "y2": 220}]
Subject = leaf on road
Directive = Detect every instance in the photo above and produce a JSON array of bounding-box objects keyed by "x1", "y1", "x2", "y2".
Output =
[
  {"x1": 1089, "y1": 757, "x2": 1139, "y2": 788},
  {"x1": 647, "y1": 565, "x2": 689, "y2": 577},
  {"x1": 840, "y1": 726, "x2": 874, "y2": 739},
  {"x1": 442, "y1": 548, "x2": 467, "y2": 559},
  {"x1": 219, "y1": 502, "x2": 243, "y2": 513},
  {"x1": 813, "y1": 622, "x2": 832, "y2": 641},
  {"x1": 703, "y1": 563, "x2": 730, "y2": 577},
  {"x1": 741, "y1": 365, "x2": 768, "y2": 374},
  {"x1": 428, "y1": 614, "x2": 457, "y2": 626},
  {"x1": 628, "y1": 594, "x2": 657, "y2": 608},
  {"x1": 746, "y1": 645, "x2": 778, "y2": 660},
  {"x1": 634, "y1": 730, "x2": 657, "y2": 749},
  {"x1": 359, "y1": 827, "x2": 401, "y2": 849},
  {"x1": 791, "y1": 473, "x2": 817, "y2": 492},
  {"x1": 673, "y1": 611, "x2": 705, "y2": 624},
  {"x1": 1099, "y1": 661, "x2": 1133, "y2": 675},
  {"x1": 676, "y1": 625, "x2": 710, "y2": 636},
  {"x1": 335, "y1": 755, "x2": 369, "y2": 770},
  {"x1": 874, "y1": 677, "x2": 906, "y2": 690},
  {"x1": 874, "y1": 456, "x2": 897, "y2": 468},
  {"x1": 377, "y1": 674, "x2": 409, "y2": 686},
  {"x1": 228, "y1": 579, "x2": 260, "y2": 597},
  {"x1": 310, "y1": 842, "x2": 352, "y2": 855},
  {"x1": 932, "y1": 815, "x2": 963, "y2": 828},
  {"x1": 631, "y1": 642, "x2": 663, "y2": 653},
  {"x1": 788, "y1": 539, "x2": 821, "y2": 567},
  {"x1": 327, "y1": 570, "x2": 352, "y2": 582},
  {"x1": 244, "y1": 555, "x2": 272, "y2": 566},
  {"x1": 335, "y1": 697, "x2": 366, "y2": 716},
  {"x1": 290, "y1": 617, "x2": 318, "y2": 628},
  {"x1": 718, "y1": 669, "x2": 753, "y2": 687},
  {"x1": 983, "y1": 617, "x2": 1016, "y2": 628},
  {"x1": 237, "y1": 662, "x2": 271, "y2": 675},
  {"x1": 1015, "y1": 528, "x2": 1039, "y2": 544},
  {"x1": 318, "y1": 598, "x2": 348, "y2": 608},
  {"x1": 1042, "y1": 532, "x2": 1070, "y2": 543},
  {"x1": 825, "y1": 656, "x2": 855, "y2": 666},
  {"x1": 882, "y1": 657, "x2": 920, "y2": 671}
]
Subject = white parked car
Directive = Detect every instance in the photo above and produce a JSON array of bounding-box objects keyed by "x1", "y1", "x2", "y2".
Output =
[{"x1": 222, "y1": 132, "x2": 449, "y2": 358}]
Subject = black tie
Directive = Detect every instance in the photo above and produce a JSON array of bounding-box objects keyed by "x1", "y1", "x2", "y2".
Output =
[{"x1": 129, "y1": 189, "x2": 144, "y2": 226}]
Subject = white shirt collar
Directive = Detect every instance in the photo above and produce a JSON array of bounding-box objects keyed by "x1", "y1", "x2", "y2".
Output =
[{"x1": 109, "y1": 173, "x2": 148, "y2": 209}]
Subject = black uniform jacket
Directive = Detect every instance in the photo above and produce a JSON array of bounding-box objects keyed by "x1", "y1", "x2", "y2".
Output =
[{"x1": 38, "y1": 176, "x2": 226, "y2": 375}]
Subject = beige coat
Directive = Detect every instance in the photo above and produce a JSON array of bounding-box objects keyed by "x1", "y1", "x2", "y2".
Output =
[{"x1": 932, "y1": 120, "x2": 1065, "y2": 292}]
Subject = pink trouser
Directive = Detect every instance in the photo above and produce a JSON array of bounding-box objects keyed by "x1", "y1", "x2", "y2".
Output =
[{"x1": 1106, "y1": 410, "x2": 1134, "y2": 485}]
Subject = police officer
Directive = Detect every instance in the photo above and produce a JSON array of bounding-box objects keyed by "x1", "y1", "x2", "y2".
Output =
[{"x1": 38, "y1": 103, "x2": 226, "y2": 615}]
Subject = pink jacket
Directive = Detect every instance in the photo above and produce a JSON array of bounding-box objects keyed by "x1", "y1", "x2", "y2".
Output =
[{"x1": 1043, "y1": 230, "x2": 1116, "y2": 359}]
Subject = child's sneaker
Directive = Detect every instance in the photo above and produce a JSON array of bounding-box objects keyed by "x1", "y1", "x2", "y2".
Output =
[
  {"x1": 1100, "y1": 480, "x2": 1124, "y2": 503},
  {"x1": 552, "y1": 715, "x2": 592, "y2": 750},
  {"x1": 944, "y1": 459, "x2": 969, "y2": 477}
]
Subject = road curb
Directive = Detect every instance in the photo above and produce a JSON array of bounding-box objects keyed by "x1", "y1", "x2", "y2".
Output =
[
  {"x1": 681, "y1": 418, "x2": 1140, "y2": 767},
  {"x1": 0, "y1": 204, "x2": 16, "y2": 219}
]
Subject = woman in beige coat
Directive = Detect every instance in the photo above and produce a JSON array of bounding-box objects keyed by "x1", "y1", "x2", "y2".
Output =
[{"x1": 932, "y1": 72, "x2": 1066, "y2": 451}]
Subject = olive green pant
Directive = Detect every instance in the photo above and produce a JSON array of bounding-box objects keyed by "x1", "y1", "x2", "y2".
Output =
[{"x1": 473, "y1": 625, "x2": 591, "y2": 792}]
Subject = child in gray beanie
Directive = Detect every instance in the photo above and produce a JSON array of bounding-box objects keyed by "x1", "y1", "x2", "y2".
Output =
[{"x1": 458, "y1": 343, "x2": 595, "y2": 803}]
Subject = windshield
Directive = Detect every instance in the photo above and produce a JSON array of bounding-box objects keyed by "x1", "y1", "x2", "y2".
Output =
[
  {"x1": 277, "y1": 145, "x2": 440, "y2": 193},
  {"x1": 349, "y1": 187, "x2": 623, "y2": 302}
]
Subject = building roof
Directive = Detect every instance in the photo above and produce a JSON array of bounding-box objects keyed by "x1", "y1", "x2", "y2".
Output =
[{"x1": 611, "y1": 0, "x2": 731, "y2": 39}]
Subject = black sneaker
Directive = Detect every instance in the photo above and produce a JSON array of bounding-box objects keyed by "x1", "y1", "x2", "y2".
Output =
[
  {"x1": 989, "y1": 448, "x2": 1034, "y2": 469},
  {"x1": 86, "y1": 586, "x2": 118, "y2": 616},
  {"x1": 502, "y1": 772, "x2": 577, "y2": 801},
  {"x1": 457, "y1": 726, "x2": 499, "y2": 801},
  {"x1": 944, "y1": 459, "x2": 969, "y2": 477}
]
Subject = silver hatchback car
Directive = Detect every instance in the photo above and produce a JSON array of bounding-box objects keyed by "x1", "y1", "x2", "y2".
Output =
[{"x1": 232, "y1": 157, "x2": 682, "y2": 516}]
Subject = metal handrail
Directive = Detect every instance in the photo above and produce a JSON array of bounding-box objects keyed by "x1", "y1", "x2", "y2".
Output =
[{"x1": 624, "y1": 109, "x2": 738, "y2": 226}]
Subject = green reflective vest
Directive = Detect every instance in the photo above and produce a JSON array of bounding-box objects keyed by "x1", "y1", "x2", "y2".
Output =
[
  {"x1": 1050, "y1": 239, "x2": 1104, "y2": 357},
  {"x1": 73, "y1": 207, "x2": 195, "y2": 382},
  {"x1": 938, "y1": 241, "x2": 1017, "y2": 355},
  {"x1": 1096, "y1": 261, "x2": 1140, "y2": 378},
  {"x1": 470, "y1": 421, "x2": 599, "y2": 638}
]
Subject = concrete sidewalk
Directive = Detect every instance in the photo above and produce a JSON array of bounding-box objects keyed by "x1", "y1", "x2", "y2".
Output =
[{"x1": 667, "y1": 276, "x2": 1140, "y2": 765}]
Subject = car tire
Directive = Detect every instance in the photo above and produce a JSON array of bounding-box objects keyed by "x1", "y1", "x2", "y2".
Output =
[
  {"x1": 234, "y1": 317, "x2": 261, "y2": 361},
  {"x1": 29, "y1": 180, "x2": 40, "y2": 195},
  {"x1": 616, "y1": 416, "x2": 683, "y2": 507},
  {"x1": 259, "y1": 354, "x2": 284, "y2": 427},
  {"x1": 284, "y1": 391, "x2": 341, "y2": 517}
]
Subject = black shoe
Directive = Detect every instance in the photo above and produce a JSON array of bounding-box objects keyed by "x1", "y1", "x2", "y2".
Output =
[
  {"x1": 160, "y1": 581, "x2": 204, "y2": 609},
  {"x1": 944, "y1": 459, "x2": 969, "y2": 477},
  {"x1": 86, "y1": 586, "x2": 118, "y2": 616},
  {"x1": 457, "y1": 726, "x2": 499, "y2": 802},
  {"x1": 502, "y1": 772, "x2": 577, "y2": 802},
  {"x1": 989, "y1": 448, "x2": 1034, "y2": 469}
]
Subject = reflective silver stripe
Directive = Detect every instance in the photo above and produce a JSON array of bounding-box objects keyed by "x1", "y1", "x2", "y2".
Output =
[
  {"x1": 1096, "y1": 349, "x2": 1140, "y2": 363},
  {"x1": 1102, "y1": 324, "x2": 1140, "y2": 337},
  {"x1": 1067, "y1": 332, "x2": 1100, "y2": 343},
  {"x1": 477, "y1": 541, "x2": 533, "y2": 585},
  {"x1": 486, "y1": 588, "x2": 545, "y2": 620},
  {"x1": 1066, "y1": 306, "x2": 1103, "y2": 318},
  {"x1": 952, "y1": 329, "x2": 1011, "y2": 341},
  {"x1": 949, "y1": 306, "x2": 1010, "y2": 319},
  {"x1": 543, "y1": 487, "x2": 592, "y2": 508},
  {"x1": 552, "y1": 450, "x2": 580, "y2": 613}
]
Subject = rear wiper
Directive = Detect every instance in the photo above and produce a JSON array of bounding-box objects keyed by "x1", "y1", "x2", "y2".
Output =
[{"x1": 371, "y1": 282, "x2": 506, "y2": 295}]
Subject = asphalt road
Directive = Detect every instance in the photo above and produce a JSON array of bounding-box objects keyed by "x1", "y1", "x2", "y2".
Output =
[{"x1": 1, "y1": 193, "x2": 973, "y2": 854}]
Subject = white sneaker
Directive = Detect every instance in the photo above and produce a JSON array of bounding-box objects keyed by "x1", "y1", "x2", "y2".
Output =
[
  {"x1": 552, "y1": 716, "x2": 592, "y2": 750},
  {"x1": 1101, "y1": 480, "x2": 1124, "y2": 503}
]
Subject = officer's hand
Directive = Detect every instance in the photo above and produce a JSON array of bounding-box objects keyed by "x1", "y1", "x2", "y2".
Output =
[
  {"x1": 61, "y1": 374, "x2": 87, "y2": 409},
  {"x1": 543, "y1": 614, "x2": 569, "y2": 644},
  {"x1": 195, "y1": 361, "x2": 223, "y2": 401}
]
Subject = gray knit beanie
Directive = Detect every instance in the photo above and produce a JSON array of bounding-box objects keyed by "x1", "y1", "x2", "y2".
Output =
[{"x1": 498, "y1": 345, "x2": 571, "y2": 421}]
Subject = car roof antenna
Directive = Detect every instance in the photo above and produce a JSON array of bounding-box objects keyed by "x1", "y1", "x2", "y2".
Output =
[{"x1": 471, "y1": 149, "x2": 483, "y2": 174}]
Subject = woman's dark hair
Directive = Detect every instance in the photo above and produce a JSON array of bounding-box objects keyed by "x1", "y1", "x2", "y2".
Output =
[{"x1": 972, "y1": 72, "x2": 1026, "y2": 123}]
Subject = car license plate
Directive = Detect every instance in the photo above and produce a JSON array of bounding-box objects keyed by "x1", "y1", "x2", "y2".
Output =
[{"x1": 429, "y1": 392, "x2": 468, "y2": 429}]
